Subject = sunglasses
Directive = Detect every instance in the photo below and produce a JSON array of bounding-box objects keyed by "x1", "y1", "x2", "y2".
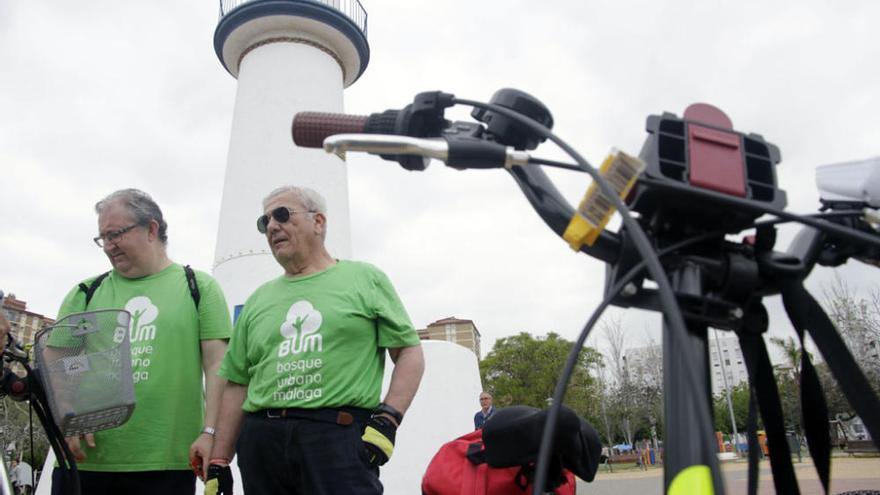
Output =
[{"x1": 257, "y1": 207, "x2": 316, "y2": 234}]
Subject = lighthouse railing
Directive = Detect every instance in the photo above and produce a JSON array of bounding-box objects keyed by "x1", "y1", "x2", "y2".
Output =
[{"x1": 219, "y1": 0, "x2": 368, "y2": 36}]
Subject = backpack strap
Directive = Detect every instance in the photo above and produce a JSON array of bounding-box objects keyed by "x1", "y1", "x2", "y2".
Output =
[
  {"x1": 737, "y1": 330, "x2": 801, "y2": 495},
  {"x1": 780, "y1": 280, "x2": 830, "y2": 494},
  {"x1": 746, "y1": 387, "x2": 760, "y2": 495},
  {"x1": 780, "y1": 279, "x2": 880, "y2": 490},
  {"x1": 783, "y1": 281, "x2": 880, "y2": 444},
  {"x1": 77, "y1": 271, "x2": 111, "y2": 308},
  {"x1": 184, "y1": 265, "x2": 201, "y2": 309},
  {"x1": 77, "y1": 266, "x2": 201, "y2": 310}
]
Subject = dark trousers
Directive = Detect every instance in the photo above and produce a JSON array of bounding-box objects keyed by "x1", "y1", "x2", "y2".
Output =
[
  {"x1": 51, "y1": 468, "x2": 195, "y2": 495},
  {"x1": 237, "y1": 411, "x2": 382, "y2": 495}
]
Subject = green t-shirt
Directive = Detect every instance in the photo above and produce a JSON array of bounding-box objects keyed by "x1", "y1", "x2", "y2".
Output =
[
  {"x1": 219, "y1": 260, "x2": 420, "y2": 412},
  {"x1": 56, "y1": 263, "x2": 232, "y2": 472}
]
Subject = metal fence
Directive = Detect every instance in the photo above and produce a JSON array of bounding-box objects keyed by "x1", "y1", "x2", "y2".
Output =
[{"x1": 219, "y1": 0, "x2": 368, "y2": 36}]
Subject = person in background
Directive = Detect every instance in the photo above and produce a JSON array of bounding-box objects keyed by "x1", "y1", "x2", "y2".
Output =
[{"x1": 474, "y1": 391, "x2": 495, "y2": 429}]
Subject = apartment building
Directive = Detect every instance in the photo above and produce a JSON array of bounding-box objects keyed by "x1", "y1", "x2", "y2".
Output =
[
  {"x1": 2, "y1": 293, "x2": 55, "y2": 351},
  {"x1": 710, "y1": 333, "x2": 749, "y2": 397},
  {"x1": 418, "y1": 316, "x2": 481, "y2": 358}
]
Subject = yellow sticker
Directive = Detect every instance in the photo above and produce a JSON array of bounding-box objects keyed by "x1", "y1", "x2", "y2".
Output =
[{"x1": 563, "y1": 149, "x2": 645, "y2": 250}]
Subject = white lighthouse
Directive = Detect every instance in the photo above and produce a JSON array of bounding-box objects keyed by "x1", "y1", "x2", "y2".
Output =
[{"x1": 212, "y1": 0, "x2": 369, "y2": 312}]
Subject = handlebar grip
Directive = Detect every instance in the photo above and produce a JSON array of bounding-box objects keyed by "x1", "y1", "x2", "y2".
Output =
[{"x1": 292, "y1": 112, "x2": 370, "y2": 148}]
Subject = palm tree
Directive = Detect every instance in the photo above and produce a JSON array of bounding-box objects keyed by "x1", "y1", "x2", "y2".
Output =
[
  {"x1": 771, "y1": 336, "x2": 804, "y2": 385},
  {"x1": 771, "y1": 335, "x2": 814, "y2": 444}
]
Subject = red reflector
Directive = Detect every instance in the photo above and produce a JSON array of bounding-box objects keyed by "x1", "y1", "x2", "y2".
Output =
[{"x1": 688, "y1": 124, "x2": 746, "y2": 197}]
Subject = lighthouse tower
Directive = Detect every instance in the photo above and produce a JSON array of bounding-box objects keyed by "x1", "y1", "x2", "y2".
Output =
[{"x1": 212, "y1": 0, "x2": 369, "y2": 311}]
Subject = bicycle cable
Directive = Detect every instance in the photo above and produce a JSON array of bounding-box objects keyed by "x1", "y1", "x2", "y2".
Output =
[
  {"x1": 452, "y1": 97, "x2": 723, "y2": 494},
  {"x1": 541, "y1": 209, "x2": 864, "y2": 493}
]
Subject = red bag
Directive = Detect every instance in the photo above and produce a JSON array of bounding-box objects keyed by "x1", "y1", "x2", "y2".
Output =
[{"x1": 422, "y1": 429, "x2": 576, "y2": 495}]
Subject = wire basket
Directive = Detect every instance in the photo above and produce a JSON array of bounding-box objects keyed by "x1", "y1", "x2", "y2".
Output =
[{"x1": 33, "y1": 309, "x2": 136, "y2": 436}]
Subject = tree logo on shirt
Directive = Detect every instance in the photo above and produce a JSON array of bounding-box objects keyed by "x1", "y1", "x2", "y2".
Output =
[
  {"x1": 125, "y1": 296, "x2": 159, "y2": 343},
  {"x1": 278, "y1": 300, "x2": 323, "y2": 357}
]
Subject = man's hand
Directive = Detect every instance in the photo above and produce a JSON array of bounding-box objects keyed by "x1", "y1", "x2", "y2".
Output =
[
  {"x1": 189, "y1": 432, "x2": 214, "y2": 479},
  {"x1": 65, "y1": 433, "x2": 96, "y2": 462},
  {"x1": 361, "y1": 415, "x2": 397, "y2": 466},
  {"x1": 204, "y1": 463, "x2": 233, "y2": 495}
]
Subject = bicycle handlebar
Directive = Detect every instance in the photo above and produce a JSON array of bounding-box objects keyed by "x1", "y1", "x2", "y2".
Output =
[{"x1": 315, "y1": 131, "x2": 623, "y2": 264}]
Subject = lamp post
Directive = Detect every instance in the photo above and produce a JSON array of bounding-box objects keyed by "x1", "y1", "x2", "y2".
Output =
[{"x1": 714, "y1": 328, "x2": 740, "y2": 455}]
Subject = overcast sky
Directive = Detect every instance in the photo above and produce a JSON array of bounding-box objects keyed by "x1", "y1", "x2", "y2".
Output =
[{"x1": 2, "y1": 0, "x2": 879, "y2": 362}]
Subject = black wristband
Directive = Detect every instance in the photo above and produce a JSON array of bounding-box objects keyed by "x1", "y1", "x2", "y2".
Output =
[{"x1": 373, "y1": 402, "x2": 404, "y2": 425}]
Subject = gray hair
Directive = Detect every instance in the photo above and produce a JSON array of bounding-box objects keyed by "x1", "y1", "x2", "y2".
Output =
[
  {"x1": 95, "y1": 189, "x2": 168, "y2": 244},
  {"x1": 262, "y1": 186, "x2": 327, "y2": 215}
]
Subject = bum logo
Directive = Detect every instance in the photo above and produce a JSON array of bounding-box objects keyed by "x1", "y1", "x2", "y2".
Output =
[
  {"x1": 125, "y1": 296, "x2": 159, "y2": 343},
  {"x1": 278, "y1": 300, "x2": 323, "y2": 357}
]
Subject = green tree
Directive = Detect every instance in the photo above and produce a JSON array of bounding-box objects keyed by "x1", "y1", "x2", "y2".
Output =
[
  {"x1": 479, "y1": 332, "x2": 601, "y2": 422},
  {"x1": 775, "y1": 369, "x2": 802, "y2": 432},
  {"x1": 770, "y1": 337, "x2": 804, "y2": 385},
  {"x1": 771, "y1": 336, "x2": 808, "y2": 433},
  {"x1": 712, "y1": 383, "x2": 751, "y2": 434}
]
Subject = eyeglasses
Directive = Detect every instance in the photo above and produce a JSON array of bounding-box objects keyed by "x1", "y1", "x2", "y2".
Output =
[
  {"x1": 93, "y1": 224, "x2": 139, "y2": 247},
  {"x1": 257, "y1": 207, "x2": 316, "y2": 234}
]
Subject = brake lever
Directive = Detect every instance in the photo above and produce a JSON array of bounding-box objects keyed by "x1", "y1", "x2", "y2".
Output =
[
  {"x1": 323, "y1": 133, "x2": 531, "y2": 171},
  {"x1": 323, "y1": 134, "x2": 447, "y2": 167}
]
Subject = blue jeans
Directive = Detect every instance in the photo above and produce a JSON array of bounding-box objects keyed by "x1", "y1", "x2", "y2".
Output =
[{"x1": 237, "y1": 410, "x2": 382, "y2": 495}]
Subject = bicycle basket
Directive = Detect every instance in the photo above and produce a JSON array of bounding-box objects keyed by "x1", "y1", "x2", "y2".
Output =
[{"x1": 33, "y1": 309, "x2": 135, "y2": 436}]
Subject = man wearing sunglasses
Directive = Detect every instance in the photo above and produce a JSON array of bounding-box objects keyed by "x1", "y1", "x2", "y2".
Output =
[
  {"x1": 52, "y1": 189, "x2": 233, "y2": 495},
  {"x1": 205, "y1": 185, "x2": 425, "y2": 495}
]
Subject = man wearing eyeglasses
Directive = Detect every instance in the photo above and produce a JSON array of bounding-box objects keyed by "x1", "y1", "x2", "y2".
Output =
[
  {"x1": 204, "y1": 185, "x2": 425, "y2": 495},
  {"x1": 474, "y1": 391, "x2": 495, "y2": 429},
  {"x1": 52, "y1": 189, "x2": 233, "y2": 495}
]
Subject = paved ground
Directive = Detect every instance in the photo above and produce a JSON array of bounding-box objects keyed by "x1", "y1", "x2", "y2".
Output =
[{"x1": 577, "y1": 456, "x2": 880, "y2": 494}]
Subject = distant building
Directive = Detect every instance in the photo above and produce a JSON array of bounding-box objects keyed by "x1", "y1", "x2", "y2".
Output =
[
  {"x1": 418, "y1": 317, "x2": 481, "y2": 358},
  {"x1": 620, "y1": 336, "x2": 749, "y2": 397},
  {"x1": 710, "y1": 334, "x2": 749, "y2": 397},
  {"x1": 2, "y1": 293, "x2": 55, "y2": 351}
]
